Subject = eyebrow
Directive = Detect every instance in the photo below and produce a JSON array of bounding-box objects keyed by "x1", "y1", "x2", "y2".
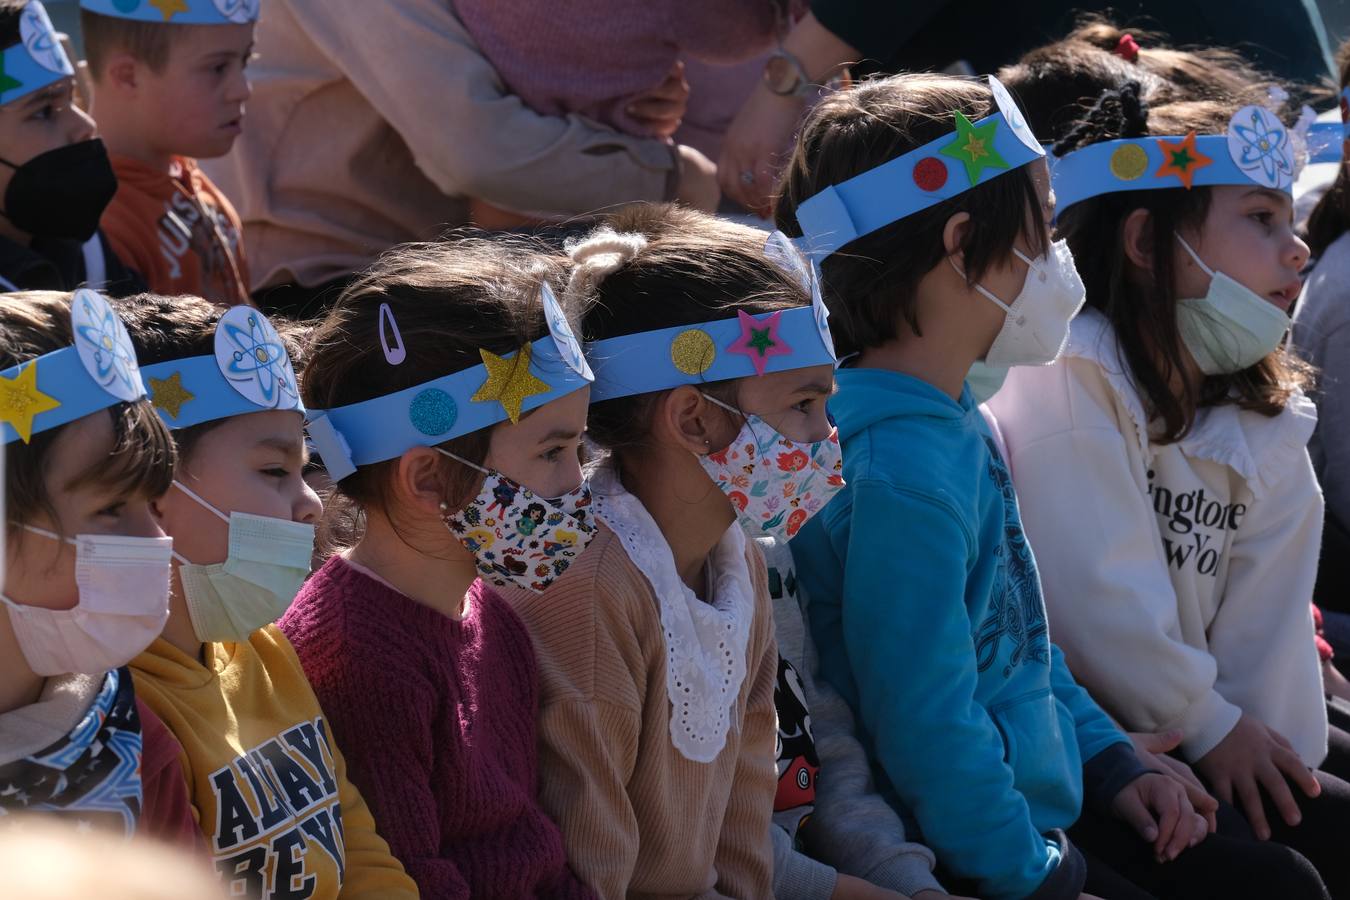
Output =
[
  {"x1": 536, "y1": 427, "x2": 584, "y2": 444},
  {"x1": 18, "y1": 85, "x2": 63, "y2": 111},
  {"x1": 1244, "y1": 187, "x2": 1289, "y2": 204},
  {"x1": 258, "y1": 435, "x2": 307, "y2": 460},
  {"x1": 795, "y1": 380, "x2": 836, "y2": 396}
]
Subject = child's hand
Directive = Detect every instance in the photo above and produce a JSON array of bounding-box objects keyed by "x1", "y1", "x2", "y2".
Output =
[
  {"x1": 1111, "y1": 771, "x2": 1207, "y2": 861},
  {"x1": 627, "y1": 61, "x2": 689, "y2": 140},
  {"x1": 1194, "y1": 713, "x2": 1320, "y2": 840},
  {"x1": 1129, "y1": 730, "x2": 1219, "y2": 833},
  {"x1": 913, "y1": 891, "x2": 977, "y2": 900}
]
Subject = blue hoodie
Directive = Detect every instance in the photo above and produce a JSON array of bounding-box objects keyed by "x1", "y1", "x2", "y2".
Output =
[{"x1": 791, "y1": 367, "x2": 1140, "y2": 900}]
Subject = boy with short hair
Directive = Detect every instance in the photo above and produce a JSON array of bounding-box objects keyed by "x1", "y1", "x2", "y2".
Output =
[
  {"x1": 0, "y1": 0, "x2": 143, "y2": 294},
  {"x1": 80, "y1": 0, "x2": 253, "y2": 307}
]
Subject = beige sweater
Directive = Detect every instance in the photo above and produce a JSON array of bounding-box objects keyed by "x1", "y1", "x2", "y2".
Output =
[
  {"x1": 502, "y1": 523, "x2": 778, "y2": 900},
  {"x1": 204, "y1": 0, "x2": 678, "y2": 290}
]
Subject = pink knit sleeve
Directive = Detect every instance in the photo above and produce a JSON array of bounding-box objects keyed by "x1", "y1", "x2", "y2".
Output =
[{"x1": 135, "y1": 699, "x2": 206, "y2": 853}]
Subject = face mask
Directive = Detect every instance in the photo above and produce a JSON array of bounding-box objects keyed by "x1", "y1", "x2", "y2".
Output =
[
  {"x1": 0, "y1": 140, "x2": 117, "y2": 242},
  {"x1": 698, "y1": 395, "x2": 845, "y2": 543},
  {"x1": 953, "y1": 239, "x2": 1086, "y2": 368},
  {"x1": 1, "y1": 527, "x2": 172, "y2": 676},
  {"x1": 436, "y1": 448, "x2": 596, "y2": 593},
  {"x1": 170, "y1": 481, "x2": 315, "y2": 643},
  {"x1": 967, "y1": 360, "x2": 1010, "y2": 404},
  {"x1": 1174, "y1": 235, "x2": 1292, "y2": 375}
]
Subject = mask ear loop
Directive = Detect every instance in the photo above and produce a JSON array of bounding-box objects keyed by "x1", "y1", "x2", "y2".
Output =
[
  {"x1": 948, "y1": 256, "x2": 1015, "y2": 315},
  {"x1": 1175, "y1": 234, "x2": 1217, "y2": 279},
  {"x1": 699, "y1": 391, "x2": 767, "y2": 454},
  {"x1": 168, "y1": 481, "x2": 232, "y2": 566}
]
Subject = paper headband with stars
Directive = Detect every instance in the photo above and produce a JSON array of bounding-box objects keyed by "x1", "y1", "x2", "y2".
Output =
[
  {"x1": 793, "y1": 75, "x2": 1045, "y2": 264},
  {"x1": 305, "y1": 283, "x2": 594, "y2": 482},
  {"x1": 0, "y1": 289, "x2": 147, "y2": 445},
  {"x1": 140, "y1": 305, "x2": 303, "y2": 431},
  {"x1": 79, "y1": 0, "x2": 259, "y2": 25},
  {"x1": 1052, "y1": 102, "x2": 1318, "y2": 211},
  {"x1": 0, "y1": 2, "x2": 74, "y2": 108},
  {"x1": 586, "y1": 231, "x2": 837, "y2": 404}
]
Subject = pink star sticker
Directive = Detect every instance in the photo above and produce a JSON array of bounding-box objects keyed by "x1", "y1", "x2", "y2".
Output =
[{"x1": 726, "y1": 310, "x2": 792, "y2": 376}]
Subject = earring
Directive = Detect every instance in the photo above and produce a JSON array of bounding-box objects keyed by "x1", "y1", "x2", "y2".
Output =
[{"x1": 438, "y1": 500, "x2": 451, "y2": 523}]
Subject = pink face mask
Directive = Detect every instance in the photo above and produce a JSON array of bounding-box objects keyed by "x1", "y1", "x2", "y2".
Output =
[{"x1": 697, "y1": 395, "x2": 845, "y2": 543}]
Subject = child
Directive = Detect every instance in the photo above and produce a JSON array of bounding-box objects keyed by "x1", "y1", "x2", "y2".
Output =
[
  {"x1": 286, "y1": 239, "x2": 595, "y2": 899},
  {"x1": 0, "y1": 289, "x2": 197, "y2": 845},
  {"x1": 80, "y1": 0, "x2": 253, "y2": 306},
  {"x1": 0, "y1": 2, "x2": 142, "y2": 295},
  {"x1": 1298, "y1": 37, "x2": 1350, "y2": 608},
  {"x1": 771, "y1": 73, "x2": 1297, "y2": 900},
  {"x1": 115, "y1": 295, "x2": 418, "y2": 899},
  {"x1": 985, "y1": 76, "x2": 1350, "y2": 894},
  {"x1": 487, "y1": 205, "x2": 841, "y2": 898}
]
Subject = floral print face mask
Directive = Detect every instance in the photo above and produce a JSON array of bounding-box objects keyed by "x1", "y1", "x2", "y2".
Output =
[
  {"x1": 697, "y1": 395, "x2": 845, "y2": 543},
  {"x1": 437, "y1": 448, "x2": 595, "y2": 593}
]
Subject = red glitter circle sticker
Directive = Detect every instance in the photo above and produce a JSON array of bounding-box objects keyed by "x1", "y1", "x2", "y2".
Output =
[{"x1": 913, "y1": 157, "x2": 948, "y2": 192}]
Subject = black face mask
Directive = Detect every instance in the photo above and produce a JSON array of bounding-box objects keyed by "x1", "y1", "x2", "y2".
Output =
[{"x1": 0, "y1": 139, "x2": 117, "y2": 242}]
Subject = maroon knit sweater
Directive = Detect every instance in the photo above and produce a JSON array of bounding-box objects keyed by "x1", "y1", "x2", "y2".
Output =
[{"x1": 280, "y1": 556, "x2": 593, "y2": 900}]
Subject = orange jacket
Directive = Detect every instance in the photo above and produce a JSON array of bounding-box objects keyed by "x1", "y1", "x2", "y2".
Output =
[{"x1": 102, "y1": 155, "x2": 251, "y2": 306}]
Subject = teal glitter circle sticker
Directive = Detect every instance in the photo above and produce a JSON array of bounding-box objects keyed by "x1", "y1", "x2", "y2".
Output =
[{"x1": 409, "y1": 388, "x2": 457, "y2": 436}]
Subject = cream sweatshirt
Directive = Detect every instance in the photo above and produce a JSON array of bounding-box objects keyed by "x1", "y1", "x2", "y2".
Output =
[{"x1": 987, "y1": 309, "x2": 1327, "y2": 766}]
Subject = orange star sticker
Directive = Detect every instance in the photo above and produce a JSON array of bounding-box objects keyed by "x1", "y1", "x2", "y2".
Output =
[
  {"x1": 149, "y1": 0, "x2": 189, "y2": 20},
  {"x1": 0, "y1": 361, "x2": 60, "y2": 444},
  {"x1": 1154, "y1": 131, "x2": 1213, "y2": 190}
]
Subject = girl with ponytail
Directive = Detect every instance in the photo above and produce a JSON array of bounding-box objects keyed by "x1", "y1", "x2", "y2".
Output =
[{"x1": 986, "y1": 64, "x2": 1350, "y2": 893}]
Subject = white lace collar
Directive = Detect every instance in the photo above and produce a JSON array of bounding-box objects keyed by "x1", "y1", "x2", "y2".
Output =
[
  {"x1": 590, "y1": 465, "x2": 755, "y2": 763},
  {"x1": 1066, "y1": 309, "x2": 1318, "y2": 499}
]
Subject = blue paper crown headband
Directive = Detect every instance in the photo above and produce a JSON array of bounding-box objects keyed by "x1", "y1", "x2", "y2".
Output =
[
  {"x1": 793, "y1": 75, "x2": 1046, "y2": 263},
  {"x1": 0, "y1": 2, "x2": 74, "y2": 107},
  {"x1": 141, "y1": 305, "x2": 304, "y2": 431},
  {"x1": 79, "y1": 0, "x2": 258, "y2": 25},
  {"x1": 0, "y1": 290, "x2": 147, "y2": 444},
  {"x1": 586, "y1": 231, "x2": 838, "y2": 403},
  {"x1": 305, "y1": 284, "x2": 594, "y2": 482},
  {"x1": 1052, "y1": 103, "x2": 1316, "y2": 211}
]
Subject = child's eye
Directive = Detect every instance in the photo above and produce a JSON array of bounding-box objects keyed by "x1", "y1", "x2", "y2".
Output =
[
  {"x1": 542, "y1": 447, "x2": 564, "y2": 463},
  {"x1": 1250, "y1": 210, "x2": 1274, "y2": 228},
  {"x1": 793, "y1": 398, "x2": 816, "y2": 414},
  {"x1": 96, "y1": 501, "x2": 126, "y2": 518},
  {"x1": 29, "y1": 104, "x2": 54, "y2": 121},
  {"x1": 261, "y1": 466, "x2": 290, "y2": 478}
]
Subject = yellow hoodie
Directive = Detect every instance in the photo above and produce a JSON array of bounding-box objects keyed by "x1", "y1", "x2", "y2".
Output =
[{"x1": 131, "y1": 625, "x2": 418, "y2": 899}]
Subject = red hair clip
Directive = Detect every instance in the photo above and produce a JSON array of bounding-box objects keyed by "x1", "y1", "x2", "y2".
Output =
[{"x1": 1115, "y1": 34, "x2": 1141, "y2": 63}]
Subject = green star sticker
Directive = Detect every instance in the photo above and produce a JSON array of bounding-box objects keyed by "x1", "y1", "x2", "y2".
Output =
[
  {"x1": 939, "y1": 111, "x2": 1008, "y2": 185},
  {"x1": 0, "y1": 56, "x2": 23, "y2": 98},
  {"x1": 747, "y1": 326, "x2": 775, "y2": 356}
]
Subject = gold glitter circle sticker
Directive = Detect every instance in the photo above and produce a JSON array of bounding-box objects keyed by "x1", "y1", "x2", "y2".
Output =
[
  {"x1": 670, "y1": 329, "x2": 716, "y2": 375},
  {"x1": 1109, "y1": 143, "x2": 1149, "y2": 181}
]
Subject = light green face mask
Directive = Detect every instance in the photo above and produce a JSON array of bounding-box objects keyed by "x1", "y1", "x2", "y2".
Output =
[
  {"x1": 967, "y1": 360, "x2": 1010, "y2": 404},
  {"x1": 171, "y1": 481, "x2": 315, "y2": 644},
  {"x1": 1174, "y1": 236, "x2": 1291, "y2": 376}
]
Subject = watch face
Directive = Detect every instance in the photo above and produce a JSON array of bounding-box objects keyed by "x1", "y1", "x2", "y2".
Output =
[{"x1": 764, "y1": 55, "x2": 801, "y2": 95}]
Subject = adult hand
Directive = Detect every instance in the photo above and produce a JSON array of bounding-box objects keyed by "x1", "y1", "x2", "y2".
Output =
[
  {"x1": 718, "y1": 84, "x2": 808, "y2": 217},
  {"x1": 1194, "y1": 713, "x2": 1320, "y2": 840},
  {"x1": 628, "y1": 60, "x2": 689, "y2": 140},
  {"x1": 1112, "y1": 771, "x2": 1207, "y2": 861},
  {"x1": 674, "y1": 143, "x2": 720, "y2": 212},
  {"x1": 1130, "y1": 730, "x2": 1219, "y2": 833}
]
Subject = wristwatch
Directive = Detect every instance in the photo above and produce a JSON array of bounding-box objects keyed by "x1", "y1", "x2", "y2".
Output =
[{"x1": 763, "y1": 48, "x2": 816, "y2": 97}]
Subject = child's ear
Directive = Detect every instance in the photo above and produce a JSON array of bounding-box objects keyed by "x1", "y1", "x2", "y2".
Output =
[
  {"x1": 394, "y1": 446, "x2": 456, "y2": 518},
  {"x1": 941, "y1": 211, "x2": 973, "y2": 263},
  {"x1": 1121, "y1": 208, "x2": 1155, "y2": 271},
  {"x1": 103, "y1": 54, "x2": 141, "y2": 93},
  {"x1": 660, "y1": 385, "x2": 724, "y2": 455}
]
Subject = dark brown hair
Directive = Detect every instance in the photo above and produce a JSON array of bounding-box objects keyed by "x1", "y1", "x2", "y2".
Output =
[
  {"x1": 0, "y1": 1, "x2": 24, "y2": 49},
  {"x1": 80, "y1": 9, "x2": 180, "y2": 75},
  {"x1": 577, "y1": 204, "x2": 811, "y2": 457},
  {"x1": 999, "y1": 18, "x2": 1284, "y2": 145},
  {"x1": 1306, "y1": 40, "x2": 1350, "y2": 258},
  {"x1": 301, "y1": 235, "x2": 571, "y2": 545},
  {"x1": 2, "y1": 291, "x2": 176, "y2": 535},
  {"x1": 1055, "y1": 86, "x2": 1309, "y2": 441},
  {"x1": 772, "y1": 73, "x2": 1047, "y2": 358},
  {"x1": 114, "y1": 293, "x2": 307, "y2": 464}
]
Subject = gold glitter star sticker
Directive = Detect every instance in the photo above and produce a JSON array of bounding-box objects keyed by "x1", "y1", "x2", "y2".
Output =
[
  {"x1": 148, "y1": 371, "x2": 194, "y2": 421},
  {"x1": 0, "y1": 362, "x2": 60, "y2": 444},
  {"x1": 150, "y1": 0, "x2": 189, "y2": 20},
  {"x1": 471, "y1": 344, "x2": 550, "y2": 424}
]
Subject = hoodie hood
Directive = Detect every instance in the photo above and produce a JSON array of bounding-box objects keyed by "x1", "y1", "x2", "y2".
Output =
[{"x1": 829, "y1": 366, "x2": 974, "y2": 442}]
